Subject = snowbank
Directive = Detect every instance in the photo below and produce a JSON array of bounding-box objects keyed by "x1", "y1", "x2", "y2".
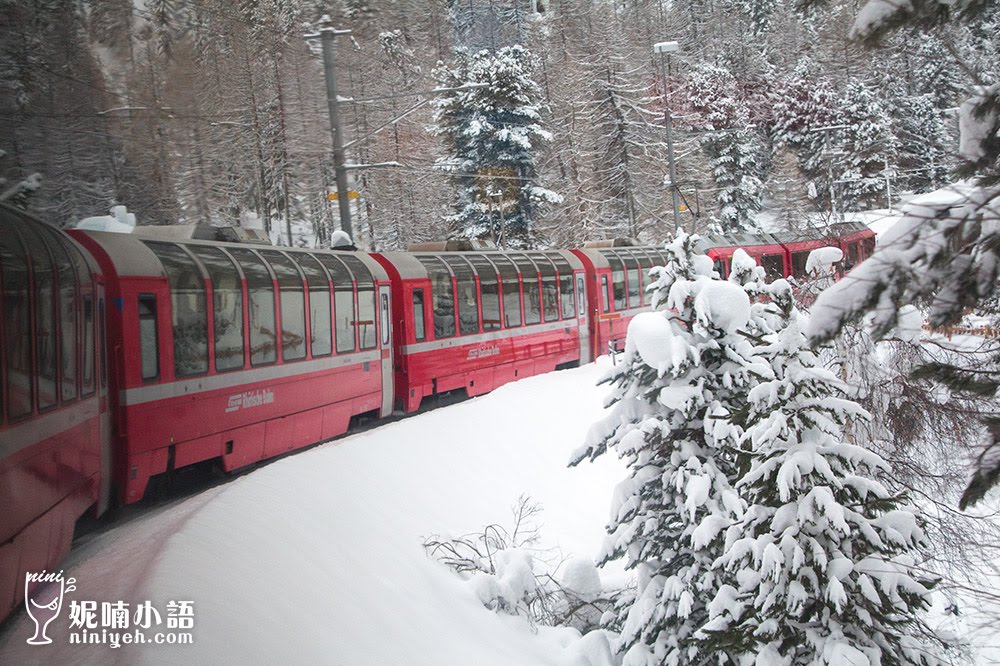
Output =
[{"x1": 0, "y1": 361, "x2": 624, "y2": 665}]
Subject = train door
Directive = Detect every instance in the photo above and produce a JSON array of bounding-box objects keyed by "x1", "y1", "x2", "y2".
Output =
[
  {"x1": 96, "y1": 290, "x2": 113, "y2": 515},
  {"x1": 378, "y1": 284, "x2": 393, "y2": 417},
  {"x1": 576, "y1": 274, "x2": 591, "y2": 364}
]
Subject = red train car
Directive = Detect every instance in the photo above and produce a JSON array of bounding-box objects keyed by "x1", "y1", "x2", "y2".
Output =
[
  {"x1": 0, "y1": 204, "x2": 111, "y2": 621},
  {"x1": 69, "y1": 231, "x2": 394, "y2": 505},
  {"x1": 2, "y1": 215, "x2": 881, "y2": 625},
  {"x1": 373, "y1": 248, "x2": 588, "y2": 413},
  {"x1": 695, "y1": 232, "x2": 788, "y2": 281},
  {"x1": 570, "y1": 245, "x2": 673, "y2": 354}
]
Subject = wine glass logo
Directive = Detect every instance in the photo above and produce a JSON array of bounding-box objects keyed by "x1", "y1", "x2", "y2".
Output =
[{"x1": 24, "y1": 571, "x2": 73, "y2": 646}]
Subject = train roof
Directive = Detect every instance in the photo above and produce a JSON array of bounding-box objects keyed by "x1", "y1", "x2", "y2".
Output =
[
  {"x1": 72, "y1": 230, "x2": 388, "y2": 282},
  {"x1": 1, "y1": 203, "x2": 101, "y2": 276},
  {"x1": 376, "y1": 249, "x2": 584, "y2": 280}
]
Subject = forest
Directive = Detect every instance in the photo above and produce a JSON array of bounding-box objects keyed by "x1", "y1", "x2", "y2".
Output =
[{"x1": 2, "y1": 0, "x2": 995, "y2": 249}]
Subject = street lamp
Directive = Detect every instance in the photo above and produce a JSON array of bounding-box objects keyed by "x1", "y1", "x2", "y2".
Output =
[{"x1": 654, "y1": 40, "x2": 681, "y2": 236}]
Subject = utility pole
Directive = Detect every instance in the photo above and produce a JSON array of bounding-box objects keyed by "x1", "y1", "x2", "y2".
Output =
[
  {"x1": 654, "y1": 41, "x2": 681, "y2": 236},
  {"x1": 306, "y1": 17, "x2": 354, "y2": 242},
  {"x1": 883, "y1": 156, "x2": 893, "y2": 213}
]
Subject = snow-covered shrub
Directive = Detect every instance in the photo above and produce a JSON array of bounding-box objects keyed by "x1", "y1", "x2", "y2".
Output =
[{"x1": 423, "y1": 495, "x2": 613, "y2": 630}]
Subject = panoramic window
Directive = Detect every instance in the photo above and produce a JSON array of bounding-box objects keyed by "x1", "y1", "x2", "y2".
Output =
[
  {"x1": 0, "y1": 229, "x2": 33, "y2": 419},
  {"x1": 190, "y1": 246, "x2": 245, "y2": 372},
  {"x1": 260, "y1": 250, "x2": 306, "y2": 362},
  {"x1": 296, "y1": 254, "x2": 332, "y2": 358},
  {"x1": 228, "y1": 247, "x2": 277, "y2": 366},
  {"x1": 145, "y1": 242, "x2": 209, "y2": 377},
  {"x1": 315, "y1": 254, "x2": 357, "y2": 354}
]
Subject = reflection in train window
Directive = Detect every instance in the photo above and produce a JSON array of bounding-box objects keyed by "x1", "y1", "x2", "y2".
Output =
[{"x1": 145, "y1": 242, "x2": 209, "y2": 377}]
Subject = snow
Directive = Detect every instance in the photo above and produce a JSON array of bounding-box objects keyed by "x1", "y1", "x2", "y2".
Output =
[
  {"x1": 329, "y1": 229, "x2": 353, "y2": 248},
  {"x1": 850, "y1": 0, "x2": 912, "y2": 40},
  {"x1": 959, "y1": 85, "x2": 999, "y2": 162},
  {"x1": 694, "y1": 280, "x2": 751, "y2": 333},
  {"x1": 0, "y1": 361, "x2": 625, "y2": 665},
  {"x1": 627, "y1": 312, "x2": 685, "y2": 374},
  {"x1": 75, "y1": 205, "x2": 137, "y2": 233},
  {"x1": 559, "y1": 557, "x2": 602, "y2": 603},
  {"x1": 804, "y1": 246, "x2": 843, "y2": 277}
]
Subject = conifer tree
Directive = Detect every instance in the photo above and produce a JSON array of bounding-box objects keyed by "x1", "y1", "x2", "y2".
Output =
[
  {"x1": 571, "y1": 237, "x2": 766, "y2": 665},
  {"x1": 703, "y1": 277, "x2": 942, "y2": 664},
  {"x1": 433, "y1": 45, "x2": 559, "y2": 248},
  {"x1": 837, "y1": 81, "x2": 896, "y2": 211},
  {"x1": 688, "y1": 63, "x2": 766, "y2": 232}
]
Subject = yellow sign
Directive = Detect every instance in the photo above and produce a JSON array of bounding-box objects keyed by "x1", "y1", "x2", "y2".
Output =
[
  {"x1": 328, "y1": 191, "x2": 360, "y2": 201},
  {"x1": 678, "y1": 204, "x2": 688, "y2": 211}
]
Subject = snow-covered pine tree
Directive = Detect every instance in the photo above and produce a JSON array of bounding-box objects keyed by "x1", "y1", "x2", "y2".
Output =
[
  {"x1": 891, "y1": 91, "x2": 953, "y2": 193},
  {"x1": 433, "y1": 45, "x2": 560, "y2": 248},
  {"x1": 769, "y1": 59, "x2": 840, "y2": 215},
  {"x1": 837, "y1": 81, "x2": 896, "y2": 211},
  {"x1": 688, "y1": 63, "x2": 766, "y2": 232},
  {"x1": 571, "y1": 237, "x2": 768, "y2": 665},
  {"x1": 702, "y1": 277, "x2": 942, "y2": 664}
]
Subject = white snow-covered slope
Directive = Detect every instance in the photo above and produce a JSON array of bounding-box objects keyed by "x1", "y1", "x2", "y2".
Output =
[{"x1": 0, "y1": 360, "x2": 623, "y2": 665}]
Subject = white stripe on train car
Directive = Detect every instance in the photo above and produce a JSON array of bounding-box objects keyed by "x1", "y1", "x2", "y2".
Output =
[
  {"x1": 400, "y1": 319, "x2": 578, "y2": 355},
  {"x1": 0, "y1": 397, "x2": 101, "y2": 459},
  {"x1": 120, "y1": 350, "x2": 382, "y2": 406}
]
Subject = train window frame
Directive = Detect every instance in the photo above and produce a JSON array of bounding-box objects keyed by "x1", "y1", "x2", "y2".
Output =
[
  {"x1": 144, "y1": 242, "x2": 210, "y2": 378},
  {"x1": 259, "y1": 250, "x2": 308, "y2": 363},
  {"x1": 47, "y1": 231, "x2": 79, "y2": 404},
  {"x1": 0, "y1": 227, "x2": 33, "y2": 420},
  {"x1": 576, "y1": 275, "x2": 585, "y2": 317},
  {"x1": 468, "y1": 254, "x2": 501, "y2": 332},
  {"x1": 190, "y1": 246, "x2": 246, "y2": 373},
  {"x1": 530, "y1": 253, "x2": 560, "y2": 323},
  {"x1": 82, "y1": 295, "x2": 95, "y2": 396},
  {"x1": 600, "y1": 274, "x2": 610, "y2": 312},
  {"x1": 137, "y1": 293, "x2": 160, "y2": 382},
  {"x1": 315, "y1": 254, "x2": 358, "y2": 355},
  {"x1": 228, "y1": 247, "x2": 279, "y2": 367},
  {"x1": 624, "y1": 254, "x2": 641, "y2": 308},
  {"x1": 24, "y1": 228, "x2": 58, "y2": 412},
  {"x1": 761, "y1": 254, "x2": 784, "y2": 282},
  {"x1": 380, "y1": 292, "x2": 390, "y2": 347},
  {"x1": 295, "y1": 253, "x2": 333, "y2": 359},
  {"x1": 338, "y1": 255, "x2": 377, "y2": 351},
  {"x1": 791, "y1": 250, "x2": 810, "y2": 279},
  {"x1": 412, "y1": 288, "x2": 426, "y2": 342},
  {"x1": 606, "y1": 253, "x2": 626, "y2": 311},
  {"x1": 444, "y1": 255, "x2": 480, "y2": 336},
  {"x1": 512, "y1": 254, "x2": 541, "y2": 326},
  {"x1": 489, "y1": 254, "x2": 522, "y2": 329},
  {"x1": 416, "y1": 256, "x2": 457, "y2": 340},
  {"x1": 547, "y1": 253, "x2": 576, "y2": 320}
]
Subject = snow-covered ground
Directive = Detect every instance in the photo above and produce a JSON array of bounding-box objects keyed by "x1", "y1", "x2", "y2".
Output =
[{"x1": 0, "y1": 360, "x2": 625, "y2": 665}]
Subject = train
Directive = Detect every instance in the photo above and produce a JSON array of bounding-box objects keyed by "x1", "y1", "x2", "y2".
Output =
[{"x1": 0, "y1": 201, "x2": 875, "y2": 622}]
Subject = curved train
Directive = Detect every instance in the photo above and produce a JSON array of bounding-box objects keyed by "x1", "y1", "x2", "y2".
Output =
[{"x1": 0, "y1": 202, "x2": 874, "y2": 621}]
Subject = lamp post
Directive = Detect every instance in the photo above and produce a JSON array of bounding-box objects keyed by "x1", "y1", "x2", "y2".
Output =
[{"x1": 654, "y1": 40, "x2": 681, "y2": 236}]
